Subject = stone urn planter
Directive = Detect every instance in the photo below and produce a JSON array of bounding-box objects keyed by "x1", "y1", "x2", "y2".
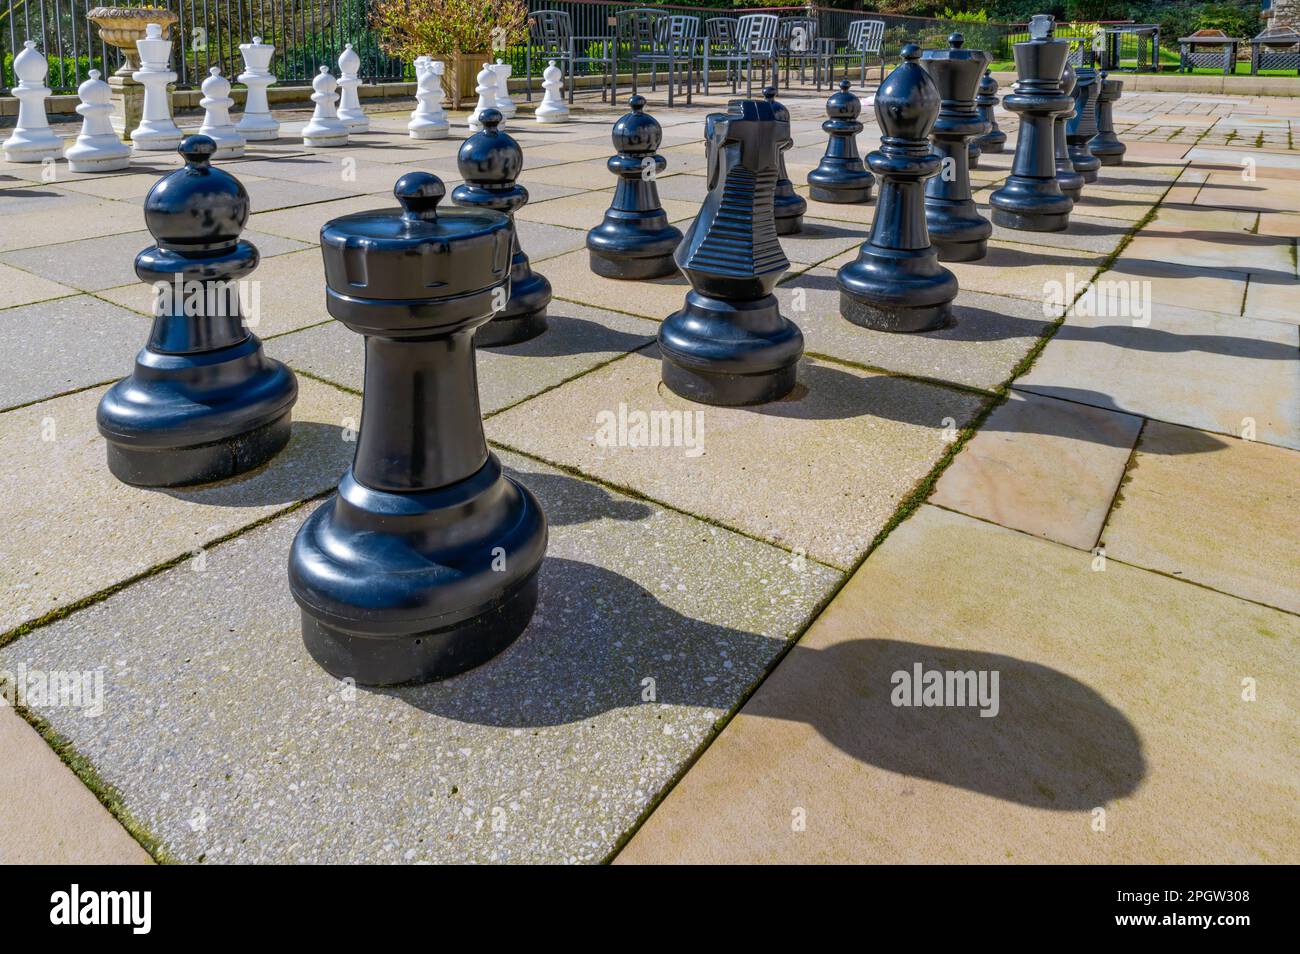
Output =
[
  {"x1": 88, "y1": 6, "x2": 179, "y2": 74},
  {"x1": 88, "y1": 7, "x2": 179, "y2": 138}
]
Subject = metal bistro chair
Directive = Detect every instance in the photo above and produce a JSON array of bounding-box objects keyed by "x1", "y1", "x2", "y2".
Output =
[
  {"x1": 639, "y1": 15, "x2": 700, "y2": 107},
  {"x1": 615, "y1": 8, "x2": 665, "y2": 102},
  {"x1": 822, "y1": 18, "x2": 887, "y2": 88},
  {"x1": 705, "y1": 13, "x2": 779, "y2": 97},
  {"x1": 777, "y1": 16, "x2": 820, "y2": 88},
  {"x1": 525, "y1": 9, "x2": 615, "y2": 104},
  {"x1": 701, "y1": 17, "x2": 741, "y2": 94}
]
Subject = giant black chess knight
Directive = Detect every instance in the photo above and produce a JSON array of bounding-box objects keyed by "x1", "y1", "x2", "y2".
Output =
[
  {"x1": 289, "y1": 172, "x2": 547, "y2": 685},
  {"x1": 658, "y1": 98, "x2": 804, "y2": 406}
]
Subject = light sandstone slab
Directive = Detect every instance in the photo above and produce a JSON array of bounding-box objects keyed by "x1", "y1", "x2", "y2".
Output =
[
  {"x1": 516, "y1": 190, "x2": 697, "y2": 231},
  {"x1": 486, "y1": 347, "x2": 985, "y2": 569},
  {"x1": 1018, "y1": 302, "x2": 1300, "y2": 449},
  {"x1": 0, "y1": 707, "x2": 153, "y2": 864},
  {"x1": 1101, "y1": 257, "x2": 1248, "y2": 315},
  {"x1": 0, "y1": 454, "x2": 840, "y2": 863},
  {"x1": 0, "y1": 378, "x2": 357, "y2": 634},
  {"x1": 0, "y1": 262, "x2": 76, "y2": 310},
  {"x1": 931, "y1": 389, "x2": 1146, "y2": 549},
  {"x1": 542, "y1": 248, "x2": 692, "y2": 319},
  {"x1": 617, "y1": 505, "x2": 1300, "y2": 864},
  {"x1": 1104, "y1": 420, "x2": 1300, "y2": 613}
]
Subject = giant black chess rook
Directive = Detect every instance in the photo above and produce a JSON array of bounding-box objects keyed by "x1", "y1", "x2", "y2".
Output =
[
  {"x1": 97, "y1": 135, "x2": 297, "y2": 487},
  {"x1": 658, "y1": 98, "x2": 804, "y2": 406},
  {"x1": 289, "y1": 173, "x2": 547, "y2": 685},
  {"x1": 973, "y1": 68, "x2": 1006, "y2": 153},
  {"x1": 586, "y1": 95, "x2": 683, "y2": 279},
  {"x1": 1089, "y1": 71, "x2": 1126, "y2": 165},
  {"x1": 763, "y1": 87, "x2": 807, "y2": 235},
  {"x1": 806, "y1": 80, "x2": 874, "y2": 204},
  {"x1": 988, "y1": 16, "x2": 1074, "y2": 232},
  {"x1": 837, "y1": 45, "x2": 957, "y2": 333},
  {"x1": 453, "y1": 109, "x2": 551, "y2": 346},
  {"x1": 921, "y1": 34, "x2": 992, "y2": 263}
]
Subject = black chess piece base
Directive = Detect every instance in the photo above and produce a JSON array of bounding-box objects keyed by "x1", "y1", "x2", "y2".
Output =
[
  {"x1": 658, "y1": 291, "x2": 803, "y2": 406},
  {"x1": 773, "y1": 196, "x2": 805, "y2": 235},
  {"x1": 837, "y1": 247, "x2": 957, "y2": 333},
  {"x1": 97, "y1": 332, "x2": 297, "y2": 487},
  {"x1": 1092, "y1": 146, "x2": 1124, "y2": 166},
  {"x1": 808, "y1": 177, "x2": 873, "y2": 204},
  {"x1": 1070, "y1": 143, "x2": 1101, "y2": 182},
  {"x1": 588, "y1": 213, "x2": 681, "y2": 279},
  {"x1": 478, "y1": 254, "x2": 550, "y2": 346},
  {"x1": 291, "y1": 457, "x2": 546, "y2": 685},
  {"x1": 989, "y1": 179, "x2": 1072, "y2": 232}
]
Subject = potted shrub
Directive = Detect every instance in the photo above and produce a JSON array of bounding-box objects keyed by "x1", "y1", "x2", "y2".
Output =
[{"x1": 371, "y1": 0, "x2": 527, "y2": 109}]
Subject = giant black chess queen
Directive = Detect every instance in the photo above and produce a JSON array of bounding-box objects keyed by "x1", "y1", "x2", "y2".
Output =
[{"x1": 658, "y1": 98, "x2": 804, "y2": 406}]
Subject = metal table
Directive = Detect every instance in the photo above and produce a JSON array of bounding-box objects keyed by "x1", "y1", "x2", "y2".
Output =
[{"x1": 1177, "y1": 35, "x2": 1242, "y2": 75}]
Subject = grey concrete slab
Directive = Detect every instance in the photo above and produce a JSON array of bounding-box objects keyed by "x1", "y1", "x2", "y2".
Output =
[
  {"x1": 0, "y1": 295, "x2": 147, "y2": 408},
  {"x1": 779, "y1": 270, "x2": 1052, "y2": 392},
  {"x1": 0, "y1": 451, "x2": 840, "y2": 863},
  {"x1": 273, "y1": 301, "x2": 659, "y2": 414}
]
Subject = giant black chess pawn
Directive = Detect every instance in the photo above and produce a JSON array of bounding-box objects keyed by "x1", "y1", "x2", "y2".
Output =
[
  {"x1": 973, "y1": 68, "x2": 1006, "y2": 154},
  {"x1": 1053, "y1": 61, "x2": 1084, "y2": 201},
  {"x1": 586, "y1": 95, "x2": 683, "y2": 279},
  {"x1": 1067, "y1": 56, "x2": 1102, "y2": 183},
  {"x1": 1089, "y1": 70, "x2": 1126, "y2": 166},
  {"x1": 807, "y1": 80, "x2": 874, "y2": 204},
  {"x1": 97, "y1": 135, "x2": 297, "y2": 487},
  {"x1": 453, "y1": 109, "x2": 551, "y2": 346},
  {"x1": 838, "y1": 45, "x2": 958, "y2": 333},
  {"x1": 659, "y1": 98, "x2": 804, "y2": 406},
  {"x1": 921, "y1": 34, "x2": 993, "y2": 263},
  {"x1": 989, "y1": 15, "x2": 1074, "y2": 232},
  {"x1": 289, "y1": 172, "x2": 547, "y2": 686},
  {"x1": 764, "y1": 86, "x2": 807, "y2": 235}
]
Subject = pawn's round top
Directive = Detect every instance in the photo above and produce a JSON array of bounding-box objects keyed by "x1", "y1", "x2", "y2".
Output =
[
  {"x1": 876, "y1": 44, "x2": 941, "y2": 142},
  {"x1": 14, "y1": 39, "x2": 46, "y2": 84},
  {"x1": 1061, "y1": 59, "x2": 1077, "y2": 96},
  {"x1": 949, "y1": 33, "x2": 964, "y2": 49},
  {"x1": 313, "y1": 65, "x2": 334, "y2": 91},
  {"x1": 611, "y1": 94, "x2": 661, "y2": 155},
  {"x1": 826, "y1": 78, "x2": 861, "y2": 121},
  {"x1": 456, "y1": 109, "x2": 523, "y2": 192},
  {"x1": 979, "y1": 68, "x2": 996, "y2": 93},
  {"x1": 144, "y1": 135, "x2": 249, "y2": 252},
  {"x1": 78, "y1": 69, "x2": 110, "y2": 103},
  {"x1": 339, "y1": 42, "x2": 360, "y2": 72},
  {"x1": 320, "y1": 172, "x2": 512, "y2": 310},
  {"x1": 202, "y1": 66, "x2": 229, "y2": 96}
]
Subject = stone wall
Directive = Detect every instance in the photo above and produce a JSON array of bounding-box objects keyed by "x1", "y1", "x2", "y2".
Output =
[{"x1": 1267, "y1": 0, "x2": 1300, "y2": 32}]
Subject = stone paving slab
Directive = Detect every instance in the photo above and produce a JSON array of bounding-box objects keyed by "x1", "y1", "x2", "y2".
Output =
[
  {"x1": 486, "y1": 347, "x2": 985, "y2": 570},
  {"x1": 516, "y1": 191, "x2": 697, "y2": 231},
  {"x1": 1197, "y1": 171, "x2": 1300, "y2": 213},
  {"x1": 1102, "y1": 257, "x2": 1248, "y2": 316},
  {"x1": 273, "y1": 302, "x2": 659, "y2": 414},
  {"x1": 543, "y1": 248, "x2": 693, "y2": 319},
  {"x1": 931, "y1": 389, "x2": 1147, "y2": 550},
  {"x1": 617, "y1": 504, "x2": 1300, "y2": 864},
  {"x1": 0, "y1": 707, "x2": 152, "y2": 864},
  {"x1": 0, "y1": 378, "x2": 357, "y2": 635},
  {"x1": 0, "y1": 198, "x2": 153, "y2": 253},
  {"x1": 0, "y1": 261, "x2": 75, "y2": 310},
  {"x1": 0, "y1": 229, "x2": 308, "y2": 293},
  {"x1": 1123, "y1": 229, "x2": 1297, "y2": 278},
  {"x1": 1243, "y1": 277, "x2": 1300, "y2": 324},
  {"x1": 0, "y1": 295, "x2": 146, "y2": 409},
  {"x1": 778, "y1": 270, "x2": 1052, "y2": 392},
  {"x1": 1018, "y1": 302, "x2": 1300, "y2": 450},
  {"x1": 983, "y1": 210, "x2": 1131, "y2": 257},
  {"x1": 1104, "y1": 421, "x2": 1300, "y2": 613},
  {"x1": 0, "y1": 452, "x2": 840, "y2": 864}
]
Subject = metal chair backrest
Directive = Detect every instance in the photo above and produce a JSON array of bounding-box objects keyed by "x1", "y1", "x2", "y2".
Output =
[
  {"x1": 779, "y1": 16, "x2": 818, "y2": 55},
  {"x1": 706, "y1": 17, "x2": 741, "y2": 55},
  {"x1": 656, "y1": 15, "x2": 700, "y2": 56},
  {"x1": 848, "y1": 18, "x2": 886, "y2": 55},
  {"x1": 618, "y1": 8, "x2": 666, "y2": 57},
  {"x1": 530, "y1": 10, "x2": 573, "y2": 56},
  {"x1": 738, "y1": 13, "x2": 779, "y2": 57}
]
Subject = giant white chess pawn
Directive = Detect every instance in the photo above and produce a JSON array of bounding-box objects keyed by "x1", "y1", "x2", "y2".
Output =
[
  {"x1": 535, "y1": 60, "x2": 570, "y2": 124},
  {"x1": 408, "y1": 57, "x2": 449, "y2": 140},
  {"x1": 237, "y1": 35, "x2": 279, "y2": 141},
  {"x1": 467, "y1": 63, "x2": 497, "y2": 131},
  {"x1": 198, "y1": 67, "x2": 245, "y2": 159},
  {"x1": 3, "y1": 40, "x2": 64, "y2": 162},
  {"x1": 302, "y1": 65, "x2": 349, "y2": 147},
  {"x1": 493, "y1": 58, "x2": 517, "y2": 119},
  {"x1": 131, "y1": 22, "x2": 183, "y2": 151},
  {"x1": 65, "y1": 69, "x2": 131, "y2": 172},
  {"x1": 337, "y1": 42, "x2": 369, "y2": 132}
]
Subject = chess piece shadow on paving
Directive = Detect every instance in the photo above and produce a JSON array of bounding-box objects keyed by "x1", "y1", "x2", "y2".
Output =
[{"x1": 384, "y1": 557, "x2": 1145, "y2": 811}]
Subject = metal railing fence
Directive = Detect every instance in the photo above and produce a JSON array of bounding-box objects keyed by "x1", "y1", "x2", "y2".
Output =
[{"x1": 2, "y1": 0, "x2": 1118, "y2": 95}]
